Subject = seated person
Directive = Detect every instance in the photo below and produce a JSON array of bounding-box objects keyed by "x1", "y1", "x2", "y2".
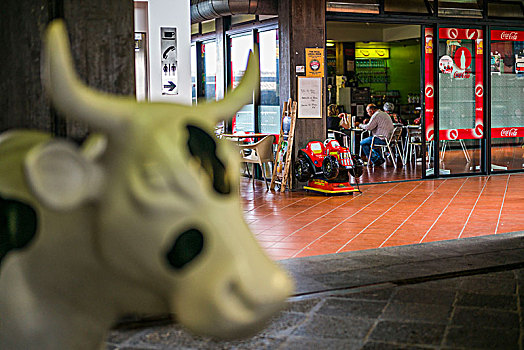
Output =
[
  {"x1": 326, "y1": 104, "x2": 341, "y2": 130},
  {"x1": 355, "y1": 104, "x2": 394, "y2": 166},
  {"x1": 383, "y1": 102, "x2": 405, "y2": 125},
  {"x1": 326, "y1": 104, "x2": 351, "y2": 144}
]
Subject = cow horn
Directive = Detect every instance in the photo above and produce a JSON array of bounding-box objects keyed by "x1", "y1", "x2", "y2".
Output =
[
  {"x1": 191, "y1": 48, "x2": 260, "y2": 122},
  {"x1": 42, "y1": 19, "x2": 135, "y2": 133}
]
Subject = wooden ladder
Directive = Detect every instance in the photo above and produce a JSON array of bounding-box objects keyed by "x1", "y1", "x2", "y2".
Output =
[{"x1": 270, "y1": 98, "x2": 297, "y2": 192}]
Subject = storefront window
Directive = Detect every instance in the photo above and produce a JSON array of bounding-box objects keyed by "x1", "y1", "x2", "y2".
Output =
[
  {"x1": 490, "y1": 29, "x2": 524, "y2": 171},
  {"x1": 326, "y1": 1, "x2": 379, "y2": 14},
  {"x1": 437, "y1": 27, "x2": 484, "y2": 175},
  {"x1": 258, "y1": 30, "x2": 280, "y2": 134},
  {"x1": 384, "y1": 0, "x2": 432, "y2": 14},
  {"x1": 191, "y1": 44, "x2": 197, "y2": 105},
  {"x1": 203, "y1": 41, "x2": 217, "y2": 101},
  {"x1": 231, "y1": 33, "x2": 254, "y2": 132},
  {"x1": 438, "y1": 0, "x2": 482, "y2": 18}
]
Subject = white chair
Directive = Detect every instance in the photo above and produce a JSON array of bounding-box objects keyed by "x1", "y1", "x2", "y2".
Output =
[
  {"x1": 403, "y1": 126, "x2": 422, "y2": 163},
  {"x1": 368, "y1": 126, "x2": 404, "y2": 168},
  {"x1": 440, "y1": 139, "x2": 471, "y2": 162},
  {"x1": 238, "y1": 135, "x2": 275, "y2": 189},
  {"x1": 358, "y1": 129, "x2": 370, "y2": 158}
]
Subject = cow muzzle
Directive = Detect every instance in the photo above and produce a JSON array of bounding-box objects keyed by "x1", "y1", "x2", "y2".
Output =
[{"x1": 171, "y1": 259, "x2": 294, "y2": 339}]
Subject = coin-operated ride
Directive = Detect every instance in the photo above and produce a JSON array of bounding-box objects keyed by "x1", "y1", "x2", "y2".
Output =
[{"x1": 294, "y1": 139, "x2": 364, "y2": 194}]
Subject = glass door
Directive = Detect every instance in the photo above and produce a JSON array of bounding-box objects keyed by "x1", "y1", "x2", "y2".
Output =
[
  {"x1": 490, "y1": 29, "x2": 524, "y2": 171},
  {"x1": 437, "y1": 27, "x2": 485, "y2": 175},
  {"x1": 423, "y1": 26, "x2": 436, "y2": 177}
]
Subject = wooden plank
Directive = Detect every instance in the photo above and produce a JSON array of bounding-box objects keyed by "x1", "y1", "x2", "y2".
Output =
[
  {"x1": 270, "y1": 100, "x2": 289, "y2": 190},
  {"x1": 280, "y1": 100, "x2": 297, "y2": 192}
]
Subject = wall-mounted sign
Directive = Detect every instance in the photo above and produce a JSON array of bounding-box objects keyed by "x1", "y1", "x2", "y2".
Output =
[
  {"x1": 454, "y1": 47, "x2": 472, "y2": 70},
  {"x1": 439, "y1": 55, "x2": 453, "y2": 74},
  {"x1": 439, "y1": 28, "x2": 483, "y2": 40},
  {"x1": 491, "y1": 30, "x2": 524, "y2": 42},
  {"x1": 161, "y1": 27, "x2": 178, "y2": 95},
  {"x1": 425, "y1": 34, "x2": 433, "y2": 54},
  {"x1": 297, "y1": 77, "x2": 322, "y2": 118},
  {"x1": 355, "y1": 48, "x2": 389, "y2": 59},
  {"x1": 305, "y1": 48, "x2": 324, "y2": 77}
]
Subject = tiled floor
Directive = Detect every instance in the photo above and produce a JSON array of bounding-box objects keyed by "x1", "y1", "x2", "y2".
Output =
[{"x1": 241, "y1": 173, "x2": 524, "y2": 260}]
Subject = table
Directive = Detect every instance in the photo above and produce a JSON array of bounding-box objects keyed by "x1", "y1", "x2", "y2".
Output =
[
  {"x1": 221, "y1": 133, "x2": 273, "y2": 142},
  {"x1": 348, "y1": 128, "x2": 366, "y2": 155}
]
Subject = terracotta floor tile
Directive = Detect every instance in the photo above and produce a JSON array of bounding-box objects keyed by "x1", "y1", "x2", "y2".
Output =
[{"x1": 239, "y1": 173, "x2": 524, "y2": 260}]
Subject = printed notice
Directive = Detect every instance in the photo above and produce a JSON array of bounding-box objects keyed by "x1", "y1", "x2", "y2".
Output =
[{"x1": 298, "y1": 77, "x2": 322, "y2": 119}]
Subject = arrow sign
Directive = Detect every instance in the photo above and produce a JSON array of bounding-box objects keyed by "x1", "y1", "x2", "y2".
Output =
[{"x1": 163, "y1": 81, "x2": 176, "y2": 91}]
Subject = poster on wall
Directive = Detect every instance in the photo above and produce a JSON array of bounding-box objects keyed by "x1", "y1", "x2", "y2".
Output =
[
  {"x1": 305, "y1": 48, "x2": 325, "y2": 77},
  {"x1": 161, "y1": 27, "x2": 178, "y2": 95},
  {"x1": 297, "y1": 77, "x2": 322, "y2": 118}
]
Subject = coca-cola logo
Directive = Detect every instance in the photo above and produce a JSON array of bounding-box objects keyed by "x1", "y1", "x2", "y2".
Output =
[
  {"x1": 466, "y1": 29, "x2": 478, "y2": 40},
  {"x1": 501, "y1": 128, "x2": 518, "y2": 137},
  {"x1": 427, "y1": 128, "x2": 434, "y2": 141},
  {"x1": 474, "y1": 124, "x2": 484, "y2": 138},
  {"x1": 425, "y1": 85, "x2": 434, "y2": 98},
  {"x1": 448, "y1": 129, "x2": 458, "y2": 140},
  {"x1": 448, "y1": 28, "x2": 459, "y2": 39},
  {"x1": 475, "y1": 84, "x2": 484, "y2": 97},
  {"x1": 500, "y1": 32, "x2": 518, "y2": 40}
]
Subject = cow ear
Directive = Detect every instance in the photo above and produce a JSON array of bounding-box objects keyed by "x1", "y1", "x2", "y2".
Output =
[{"x1": 24, "y1": 141, "x2": 104, "y2": 211}]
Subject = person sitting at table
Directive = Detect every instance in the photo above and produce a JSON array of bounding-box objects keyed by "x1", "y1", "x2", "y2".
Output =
[
  {"x1": 326, "y1": 104, "x2": 351, "y2": 144},
  {"x1": 355, "y1": 103, "x2": 394, "y2": 167},
  {"x1": 384, "y1": 102, "x2": 405, "y2": 125},
  {"x1": 326, "y1": 104, "x2": 341, "y2": 130}
]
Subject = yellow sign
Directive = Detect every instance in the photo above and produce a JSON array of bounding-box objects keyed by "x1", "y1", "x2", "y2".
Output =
[
  {"x1": 305, "y1": 48, "x2": 325, "y2": 77},
  {"x1": 476, "y1": 39, "x2": 483, "y2": 54},
  {"x1": 355, "y1": 48, "x2": 390, "y2": 59}
]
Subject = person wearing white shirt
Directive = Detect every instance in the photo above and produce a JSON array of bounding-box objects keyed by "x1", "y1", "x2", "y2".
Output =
[{"x1": 355, "y1": 104, "x2": 394, "y2": 166}]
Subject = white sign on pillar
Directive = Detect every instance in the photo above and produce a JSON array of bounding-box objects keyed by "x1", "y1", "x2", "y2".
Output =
[
  {"x1": 147, "y1": 0, "x2": 191, "y2": 104},
  {"x1": 161, "y1": 27, "x2": 178, "y2": 95}
]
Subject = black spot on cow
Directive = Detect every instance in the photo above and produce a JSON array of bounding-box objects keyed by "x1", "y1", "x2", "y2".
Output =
[
  {"x1": 0, "y1": 196, "x2": 37, "y2": 266},
  {"x1": 187, "y1": 125, "x2": 231, "y2": 194},
  {"x1": 165, "y1": 229, "x2": 204, "y2": 269}
]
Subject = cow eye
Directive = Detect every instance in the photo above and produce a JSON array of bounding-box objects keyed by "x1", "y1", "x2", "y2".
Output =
[
  {"x1": 1, "y1": 196, "x2": 38, "y2": 265},
  {"x1": 187, "y1": 125, "x2": 231, "y2": 194},
  {"x1": 165, "y1": 229, "x2": 204, "y2": 269}
]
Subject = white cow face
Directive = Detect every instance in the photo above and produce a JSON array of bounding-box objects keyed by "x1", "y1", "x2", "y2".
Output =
[{"x1": 34, "y1": 19, "x2": 294, "y2": 339}]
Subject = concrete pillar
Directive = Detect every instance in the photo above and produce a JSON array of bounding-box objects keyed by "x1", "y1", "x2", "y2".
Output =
[
  {"x1": 278, "y1": 0, "x2": 326, "y2": 187},
  {"x1": 0, "y1": 0, "x2": 134, "y2": 141}
]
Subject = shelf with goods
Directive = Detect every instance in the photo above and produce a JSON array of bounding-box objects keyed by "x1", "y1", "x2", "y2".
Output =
[
  {"x1": 371, "y1": 90, "x2": 401, "y2": 110},
  {"x1": 355, "y1": 58, "x2": 389, "y2": 85},
  {"x1": 400, "y1": 103, "x2": 421, "y2": 123}
]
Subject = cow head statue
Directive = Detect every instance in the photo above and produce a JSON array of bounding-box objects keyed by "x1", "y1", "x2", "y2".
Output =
[{"x1": 0, "y1": 19, "x2": 293, "y2": 348}]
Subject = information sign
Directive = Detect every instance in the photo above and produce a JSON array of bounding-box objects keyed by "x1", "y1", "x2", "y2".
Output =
[{"x1": 297, "y1": 77, "x2": 322, "y2": 119}]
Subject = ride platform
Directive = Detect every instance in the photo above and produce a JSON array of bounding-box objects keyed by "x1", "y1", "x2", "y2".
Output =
[{"x1": 303, "y1": 178, "x2": 360, "y2": 195}]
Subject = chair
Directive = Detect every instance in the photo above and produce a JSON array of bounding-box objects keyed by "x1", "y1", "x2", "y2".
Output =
[
  {"x1": 358, "y1": 129, "x2": 370, "y2": 158},
  {"x1": 328, "y1": 129, "x2": 350, "y2": 148},
  {"x1": 368, "y1": 126, "x2": 404, "y2": 168},
  {"x1": 238, "y1": 135, "x2": 275, "y2": 189},
  {"x1": 403, "y1": 126, "x2": 422, "y2": 163},
  {"x1": 440, "y1": 139, "x2": 471, "y2": 162}
]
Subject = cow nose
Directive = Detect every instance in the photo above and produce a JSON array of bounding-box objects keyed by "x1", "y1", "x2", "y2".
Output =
[
  {"x1": 165, "y1": 228, "x2": 204, "y2": 269},
  {"x1": 227, "y1": 266, "x2": 294, "y2": 313}
]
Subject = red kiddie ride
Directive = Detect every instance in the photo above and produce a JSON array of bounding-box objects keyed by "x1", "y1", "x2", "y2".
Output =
[{"x1": 294, "y1": 139, "x2": 364, "y2": 194}]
